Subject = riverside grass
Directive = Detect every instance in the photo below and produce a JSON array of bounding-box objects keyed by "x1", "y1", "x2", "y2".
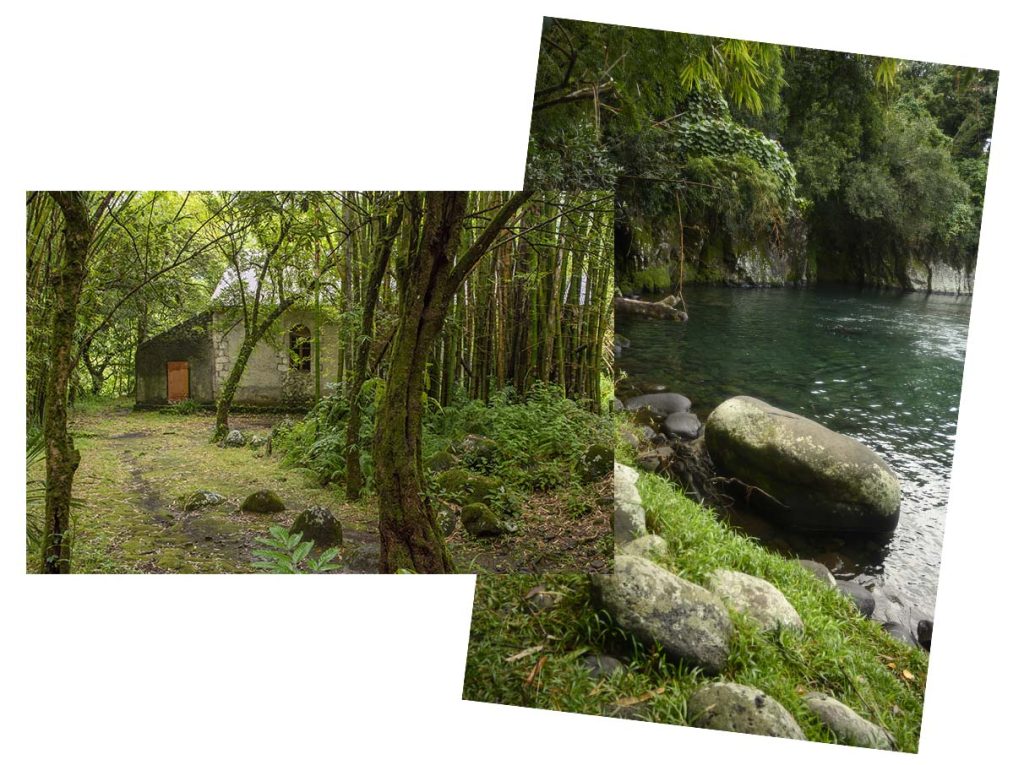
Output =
[{"x1": 463, "y1": 471, "x2": 927, "y2": 751}]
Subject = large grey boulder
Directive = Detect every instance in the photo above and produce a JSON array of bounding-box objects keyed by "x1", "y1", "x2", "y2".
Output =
[
  {"x1": 591, "y1": 555, "x2": 733, "y2": 673},
  {"x1": 688, "y1": 683, "x2": 806, "y2": 739},
  {"x1": 624, "y1": 392, "x2": 692, "y2": 418},
  {"x1": 803, "y1": 693, "x2": 894, "y2": 749},
  {"x1": 707, "y1": 569, "x2": 804, "y2": 633},
  {"x1": 613, "y1": 462, "x2": 646, "y2": 544},
  {"x1": 705, "y1": 396, "x2": 901, "y2": 533}
]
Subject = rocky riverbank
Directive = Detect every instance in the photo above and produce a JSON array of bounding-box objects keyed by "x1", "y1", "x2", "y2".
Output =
[{"x1": 613, "y1": 383, "x2": 934, "y2": 651}]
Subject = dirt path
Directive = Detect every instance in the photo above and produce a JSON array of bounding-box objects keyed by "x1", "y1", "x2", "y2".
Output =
[{"x1": 56, "y1": 402, "x2": 377, "y2": 573}]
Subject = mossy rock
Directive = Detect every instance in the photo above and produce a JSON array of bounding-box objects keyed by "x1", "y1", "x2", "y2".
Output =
[
  {"x1": 155, "y1": 548, "x2": 197, "y2": 573},
  {"x1": 180, "y1": 490, "x2": 226, "y2": 512},
  {"x1": 458, "y1": 434, "x2": 501, "y2": 470},
  {"x1": 289, "y1": 505, "x2": 343, "y2": 549},
  {"x1": 425, "y1": 450, "x2": 459, "y2": 473},
  {"x1": 240, "y1": 489, "x2": 287, "y2": 514},
  {"x1": 461, "y1": 503, "x2": 504, "y2": 537},
  {"x1": 434, "y1": 469, "x2": 502, "y2": 507},
  {"x1": 579, "y1": 442, "x2": 614, "y2": 483}
]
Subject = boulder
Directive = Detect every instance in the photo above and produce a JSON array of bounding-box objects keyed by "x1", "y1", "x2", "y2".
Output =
[
  {"x1": 458, "y1": 434, "x2": 500, "y2": 469},
  {"x1": 240, "y1": 489, "x2": 286, "y2": 514},
  {"x1": 803, "y1": 693, "x2": 894, "y2": 749},
  {"x1": 619, "y1": 534, "x2": 670, "y2": 560},
  {"x1": 581, "y1": 654, "x2": 625, "y2": 679},
  {"x1": 610, "y1": 397, "x2": 624, "y2": 413},
  {"x1": 425, "y1": 451, "x2": 458, "y2": 473},
  {"x1": 624, "y1": 392, "x2": 692, "y2": 419},
  {"x1": 613, "y1": 463, "x2": 646, "y2": 544},
  {"x1": 662, "y1": 411, "x2": 701, "y2": 440},
  {"x1": 882, "y1": 621, "x2": 917, "y2": 647},
  {"x1": 916, "y1": 619, "x2": 933, "y2": 651},
  {"x1": 288, "y1": 505, "x2": 343, "y2": 549},
  {"x1": 180, "y1": 490, "x2": 225, "y2": 512},
  {"x1": 591, "y1": 555, "x2": 733, "y2": 673},
  {"x1": 579, "y1": 442, "x2": 613, "y2": 483},
  {"x1": 434, "y1": 469, "x2": 503, "y2": 508},
  {"x1": 223, "y1": 429, "x2": 246, "y2": 447},
  {"x1": 688, "y1": 683, "x2": 806, "y2": 740},
  {"x1": 461, "y1": 503, "x2": 504, "y2": 537},
  {"x1": 836, "y1": 580, "x2": 875, "y2": 618},
  {"x1": 797, "y1": 559, "x2": 837, "y2": 588},
  {"x1": 704, "y1": 396, "x2": 901, "y2": 533},
  {"x1": 707, "y1": 569, "x2": 804, "y2": 633}
]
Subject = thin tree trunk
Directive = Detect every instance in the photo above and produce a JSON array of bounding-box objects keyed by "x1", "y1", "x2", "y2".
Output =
[
  {"x1": 345, "y1": 205, "x2": 403, "y2": 499},
  {"x1": 42, "y1": 191, "x2": 93, "y2": 574},
  {"x1": 373, "y1": 191, "x2": 530, "y2": 573}
]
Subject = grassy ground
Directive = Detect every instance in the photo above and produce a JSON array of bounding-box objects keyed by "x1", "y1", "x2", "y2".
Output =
[
  {"x1": 463, "y1": 471, "x2": 928, "y2": 751},
  {"x1": 26, "y1": 398, "x2": 611, "y2": 574}
]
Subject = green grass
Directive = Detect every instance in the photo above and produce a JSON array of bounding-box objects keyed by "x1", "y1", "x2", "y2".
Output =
[{"x1": 463, "y1": 471, "x2": 927, "y2": 751}]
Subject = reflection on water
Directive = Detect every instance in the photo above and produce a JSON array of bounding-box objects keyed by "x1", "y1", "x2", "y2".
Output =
[{"x1": 616, "y1": 285, "x2": 972, "y2": 612}]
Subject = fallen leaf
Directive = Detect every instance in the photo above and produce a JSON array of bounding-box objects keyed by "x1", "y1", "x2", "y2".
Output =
[
  {"x1": 886, "y1": 662, "x2": 896, "y2": 669},
  {"x1": 505, "y1": 644, "x2": 545, "y2": 663},
  {"x1": 614, "y1": 687, "x2": 666, "y2": 708},
  {"x1": 902, "y1": 669, "x2": 915, "y2": 681},
  {"x1": 524, "y1": 655, "x2": 548, "y2": 686},
  {"x1": 795, "y1": 685, "x2": 807, "y2": 695}
]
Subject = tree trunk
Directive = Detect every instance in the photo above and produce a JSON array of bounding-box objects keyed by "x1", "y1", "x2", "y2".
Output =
[
  {"x1": 345, "y1": 206, "x2": 403, "y2": 499},
  {"x1": 373, "y1": 191, "x2": 530, "y2": 573},
  {"x1": 42, "y1": 192, "x2": 93, "y2": 574},
  {"x1": 213, "y1": 299, "x2": 296, "y2": 441}
]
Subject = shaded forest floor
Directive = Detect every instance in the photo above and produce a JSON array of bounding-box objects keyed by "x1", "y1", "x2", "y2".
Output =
[{"x1": 26, "y1": 398, "x2": 611, "y2": 574}]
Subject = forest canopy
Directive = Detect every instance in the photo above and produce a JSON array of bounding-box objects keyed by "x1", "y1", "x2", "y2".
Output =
[{"x1": 528, "y1": 18, "x2": 997, "y2": 290}]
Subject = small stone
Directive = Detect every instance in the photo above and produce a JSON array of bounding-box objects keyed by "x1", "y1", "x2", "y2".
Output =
[
  {"x1": 288, "y1": 505, "x2": 343, "y2": 549},
  {"x1": 797, "y1": 559, "x2": 837, "y2": 588},
  {"x1": 223, "y1": 430, "x2": 246, "y2": 447},
  {"x1": 688, "y1": 682, "x2": 806, "y2": 739},
  {"x1": 435, "y1": 506, "x2": 457, "y2": 536},
  {"x1": 524, "y1": 586, "x2": 562, "y2": 612},
  {"x1": 581, "y1": 654, "x2": 625, "y2": 679},
  {"x1": 803, "y1": 692, "x2": 894, "y2": 749},
  {"x1": 836, "y1": 580, "x2": 875, "y2": 618},
  {"x1": 461, "y1": 503, "x2": 504, "y2": 537},
  {"x1": 662, "y1": 411, "x2": 701, "y2": 440},
  {"x1": 240, "y1": 489, "x2": 287, "y2": 514},
  {"x1": 180, "y1": 490, "x2": 225, "y2": 512},
  {"x1": 707, "y1": 569, "x2": 804, "y2": 633}
]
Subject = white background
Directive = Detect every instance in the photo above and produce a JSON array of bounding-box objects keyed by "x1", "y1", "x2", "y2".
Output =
[{"x1": 1, "y1": 1, "x2": 1020, "y2": 762}]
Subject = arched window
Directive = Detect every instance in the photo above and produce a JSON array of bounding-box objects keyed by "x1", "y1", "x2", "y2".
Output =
[{"x1": 289, "y1": 324, "x2": 312, "y2": 372}]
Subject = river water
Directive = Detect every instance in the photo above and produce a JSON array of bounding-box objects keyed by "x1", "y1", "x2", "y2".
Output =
[{"x1": 615, "y1": 285, "x2": 972, "y2": 614}]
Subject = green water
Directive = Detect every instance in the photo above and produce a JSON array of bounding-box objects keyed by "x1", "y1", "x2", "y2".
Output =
[{"x1": 616, "y1": 285, "x2": 972, "y2": 613}]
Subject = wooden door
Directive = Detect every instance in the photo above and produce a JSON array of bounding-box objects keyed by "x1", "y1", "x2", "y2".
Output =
[{"x1": 167, "y1": 361, "x2": 189, "y2": 402}]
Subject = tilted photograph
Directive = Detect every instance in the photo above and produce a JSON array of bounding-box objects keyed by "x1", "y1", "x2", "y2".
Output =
[
  {"x1": 463, "y1": 19, "x2": 996, "y2": 751},
  {"x1": 26, "y1": 190, "x2": 615, "y2": 574}
]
